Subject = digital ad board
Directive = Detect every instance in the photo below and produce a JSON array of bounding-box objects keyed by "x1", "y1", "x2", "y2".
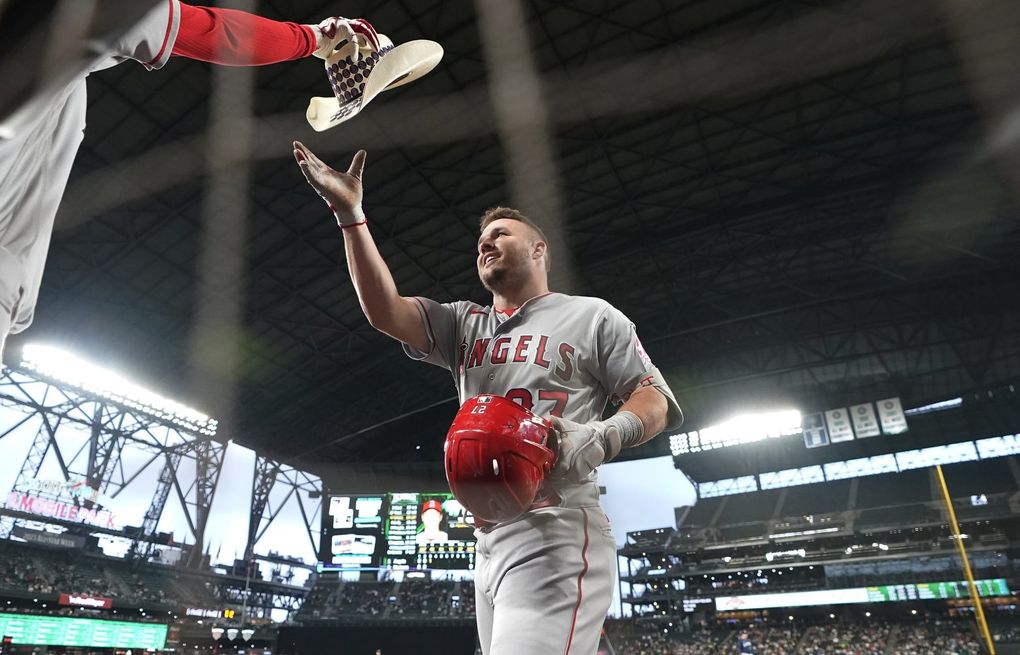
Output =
[
  {"x1": 0, "y1": 613, "x2": 167, "y2": 649},
  {"x1": 714, "y1": 578, "x2": 1011, "y2": 611},
  {"x1": 319, "y1": 492, "x2": 477, "y2": 571}
]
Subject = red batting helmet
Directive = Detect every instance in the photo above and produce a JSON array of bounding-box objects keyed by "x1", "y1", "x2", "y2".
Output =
[{"x1": 444, "y1": 395, "x2": 556, "y2": 523}]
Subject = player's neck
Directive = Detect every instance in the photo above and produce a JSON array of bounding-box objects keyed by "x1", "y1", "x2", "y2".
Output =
[{"x1": 491, "y1": 279, "x2": 549, "y2": 312}]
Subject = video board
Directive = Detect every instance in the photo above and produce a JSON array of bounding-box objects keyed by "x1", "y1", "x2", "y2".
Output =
[
  {"x1": 319, "y1": 492, "x2": 477, "y2": 571},
  {"x1": 866, "y1": 578, "x2": 1010, "y2": 602},
  {"x1": 715, "y1": 578, "x2": 1011, "y2": 611},
  {"x1": 0, "y1": 613, "x2": 167, "y2": 649}
]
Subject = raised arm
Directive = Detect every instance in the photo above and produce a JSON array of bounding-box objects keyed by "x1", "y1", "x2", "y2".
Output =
[
  {"x1": 292, "y1": 142, "x2": 429, "y2": 351},
  {"x1": 172, "y1": 5, "x2": 379, "y2": 66}
]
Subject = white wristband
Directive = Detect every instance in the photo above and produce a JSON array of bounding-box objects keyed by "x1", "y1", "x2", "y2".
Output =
[
  {"x1": 600, "y1": 411, "x2": 644, "y2": 462},
  {"x1": 332, "y1": 204, "x2": 366, "y2": 227}
]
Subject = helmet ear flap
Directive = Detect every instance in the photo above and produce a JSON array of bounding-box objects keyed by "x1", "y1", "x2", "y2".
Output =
[{"x1": 444, "y1": 395, "x2": 555, "y2": 524}]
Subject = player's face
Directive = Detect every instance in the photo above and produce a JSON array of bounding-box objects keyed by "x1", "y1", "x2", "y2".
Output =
[
  {"x1": 422, "y1": 508, "x2": 442, "y2": 529},
  {"x1": 477, "y1": 219, "x2": 540, "y2": 292}
]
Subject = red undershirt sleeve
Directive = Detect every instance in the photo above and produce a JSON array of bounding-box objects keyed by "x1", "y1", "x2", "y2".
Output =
[{"x1": 171, "y1": 2, "x2": 317, "y2": 65}]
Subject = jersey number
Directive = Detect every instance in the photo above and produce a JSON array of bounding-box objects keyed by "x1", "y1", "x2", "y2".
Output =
[{"x1": 505, "y1": 388, "x2": 568, "y2": 417}]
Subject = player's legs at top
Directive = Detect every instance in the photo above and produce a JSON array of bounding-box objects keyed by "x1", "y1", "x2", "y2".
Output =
[
  {"x1": 474, "y1": 555, "x2": 495, "y2": 654},
  {"x1": 478, "y1": 506, "x2": 617, "y2": 655}
]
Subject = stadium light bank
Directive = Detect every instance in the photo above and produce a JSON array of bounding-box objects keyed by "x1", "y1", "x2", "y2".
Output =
[
  {"x1": 19, "y1": 343, "x2": 218, "y2": 437},
  {"x1": 669, "y1": 409, "x2": 802, "y2": 456}
]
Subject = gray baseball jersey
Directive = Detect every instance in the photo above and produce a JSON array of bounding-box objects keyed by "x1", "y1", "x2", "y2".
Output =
[
  {"x1": 0, "y1": 0, "x2": 180, "y2": 363},
  {"x1": 404, "y1": 290, "x2": 681, "y2": 655}
]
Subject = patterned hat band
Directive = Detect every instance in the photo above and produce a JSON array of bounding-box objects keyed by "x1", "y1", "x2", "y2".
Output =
[
  {"x1": 306, "y1": 36, "x2": 442, "y2": 131},
  {"x1": 328, "y1": 45, "x2": 395, "y2": 104}
]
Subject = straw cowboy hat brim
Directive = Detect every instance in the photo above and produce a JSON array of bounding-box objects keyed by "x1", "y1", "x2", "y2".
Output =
[{"x1": 306, "y1": 39, "x2": 443, "y2": 131}]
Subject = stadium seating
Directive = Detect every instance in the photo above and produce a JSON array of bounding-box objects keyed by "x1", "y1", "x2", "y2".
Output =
[
  {"x1": 895, "y1": 620, "x2": 981, "y2": 655},
  {"x1": 942, "y1": 459, "x2": 1018, "y2": 496},
  {"x1": 781, "y1": 480, "x2": 852, "y2": 517},
  {"x1": 717, "y1": 489, "x2": 784, "y2": 525},
  {"x1": 393, "y1": 578, "x2": 453, "y2": 618},
  {"x1": 683, "y1": 497, "x2": 723, "y2": 529},
  {"x1": 855, "y1": 503, "x2": 941, "y2": 530},
  {"x1": 855, "y1": 470, "x2": 933, "y2": 508},
  {"x1": 0, "y1": 538, "x2": 277, "y2": 612},
  {"x1": 604, "y1": 619, "x2": 989, "y2": 655},
  {"x1": 296, "y1": 577, "x2": 480, "y2": 622},
  {"x1": 801, "y1": 621, "x2": 892, "y2": 655},
  {"x1": 716, "y1": 523, "x2": 767, "y2": 542}
]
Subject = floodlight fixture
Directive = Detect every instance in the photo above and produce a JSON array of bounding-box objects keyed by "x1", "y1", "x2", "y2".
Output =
[
  {"x1": 20, "y1": 343, "x2": 218, "y2": 436},
  {"x1": 670, "y1": 408, "x2": 802, "y2": 455}
]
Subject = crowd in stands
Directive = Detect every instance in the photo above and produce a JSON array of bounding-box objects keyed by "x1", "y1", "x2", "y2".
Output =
[
  {"x1": 299, "y1": 577, "x2": 480, "y2": 621},
  {"x1": 393, "y1": 578, "x2": 452, "y2": 617},
  {"x1": 618, "y1": 630, "x2": 675, "y2": 655},
  {"x1": 736, "y1": 626, "x2": 801, "y2": 655},
  {"x1": 0, "y1": 539, "x2": 269, "y2": 614},
  {"x1": 457, "y1": 581, "x2": 476, "y2": 616},
  {"x1": 607, "y1": 619, "x2": 992, "y2": 655},
  {"x1": 608, "y1": 626, "x2": 806, "y2": 655},
  {"x1": 123, "y1": 571, "x2": 175, "y2": 605},
  {"x1": 300, "y1": 581, "x2": 339, "y2": 619},
  {"x1": 3, "y1": 604, "x2": 167, "y2": 624},
  {"x1": 604, "y1": 622, "x2": 717, "y2": 655},
  {"x1": 336, "y1": 581, "x2": 390, "y2": 617},
  {"x1": 993, "y1": 625, "x2": 1020, "y2": 643},
  {"x1": 673, "y1": 630, "x2": 722, "y2": 655},
  {"x1": 1, "y1": 546, "x2": 118, "y2": 598},
  {"x1": 896, "y1": 621, "x2": 981, "y2": 655},
  {"x1": 0, "y1": 542, "x2": 201, "y2": 606},
  {"x1": 801, "y1": 622, "x2": 892, "y2": 655}
]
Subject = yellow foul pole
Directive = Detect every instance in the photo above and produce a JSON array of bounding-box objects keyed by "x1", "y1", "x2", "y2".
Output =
[{"x1": 934, "y1": 464, "x2": 995, "y2": 655}]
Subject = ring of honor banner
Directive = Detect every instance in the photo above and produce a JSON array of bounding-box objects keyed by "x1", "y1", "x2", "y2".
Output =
[
  {"x1": 877, "y1": 397, "x2": 908, "y2": 434},
  {"x1": 849, "y1": 403, "x2": 881, "y2": 438},
  {"x1": 825, "y1": 408, "x2": 854, "y2": 443},
  {"x1": 319, "y1": 492, "x2": 477, "y2": 571},
  {"x1": 802, "y1": 413, "x2": 829, "y2": 448},
  {"x1": 802, "y1": 397, "x2": 908, "y2": 449}
]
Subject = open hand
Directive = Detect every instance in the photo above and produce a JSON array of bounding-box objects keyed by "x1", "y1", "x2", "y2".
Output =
[{"x1": 293, "y1": 141, "x2": 367, "y2": 225}]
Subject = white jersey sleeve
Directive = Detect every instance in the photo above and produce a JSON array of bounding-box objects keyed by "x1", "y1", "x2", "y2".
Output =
[
  {"x1": 92, "y1": 0, "x2": 182, "y2": 73},
  {"x1": 0, "y1": 0, "x2": 181, "y2": 361},
  {"x1": 593, "y1": 305, "x2": 648, "y2": 402},
  {"x1": 594, "y1": 304, "x2": 684, "y2": 430},
  {"x1": 401, "y1": 296, "x2": 465, "y2": 370}
]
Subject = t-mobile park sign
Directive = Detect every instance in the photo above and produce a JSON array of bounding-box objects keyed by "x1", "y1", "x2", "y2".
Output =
[
  {"x1": 5, "y1": 491, "x2": 116, "y2": 529},
  {"x1": 59, "y1": 593, "x2": 113, "y2": 609}
]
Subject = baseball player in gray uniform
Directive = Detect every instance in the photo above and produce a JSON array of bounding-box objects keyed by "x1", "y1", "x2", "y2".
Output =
[
  {"x1": 293, "y1": 143, "x2": 683, "y2": 655},
  {"x1": 0, "y1": 1, "x2": 380, "y2": 364}
]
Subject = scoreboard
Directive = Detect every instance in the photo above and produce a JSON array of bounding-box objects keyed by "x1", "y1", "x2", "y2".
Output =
[
  {"x1": 715, "y1": 578, "x2": 1011, "y2": 611},
  {"x1": 866, "y1": 579, "x2": 1010, "y2": 602},
  {"x1": 320, "y1": 492, "x2": 477, "y2": 571},
  {"x1": 0, "y1": 613, "x2": 167, "y2": 649}
]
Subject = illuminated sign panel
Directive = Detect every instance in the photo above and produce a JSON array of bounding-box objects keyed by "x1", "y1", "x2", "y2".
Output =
[
  {"x1": 184, "y1": 608, "x2": 224, "y2": 618},
  {"x1": 5, "y1": 491, "x2": 116, "y2": 529},
  {"x1": 58, "y1": 594, "x2": 112, "y2": 610},
  {"x1": 0, "y1": 614, "x2": 167, "y2": 649},
  {"x1": 715, "y1": 579, "x2": 1010, "y2": 611}
]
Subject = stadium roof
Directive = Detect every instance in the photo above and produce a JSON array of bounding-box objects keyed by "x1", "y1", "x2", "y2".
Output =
[{"x1": 15, "y1": 0, "x2": 1020, "y2": 473}]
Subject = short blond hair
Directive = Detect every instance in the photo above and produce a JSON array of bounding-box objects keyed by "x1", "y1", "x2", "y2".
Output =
[{"x1": 479, "y1": 207, "x2": 551, "y2": 271}]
